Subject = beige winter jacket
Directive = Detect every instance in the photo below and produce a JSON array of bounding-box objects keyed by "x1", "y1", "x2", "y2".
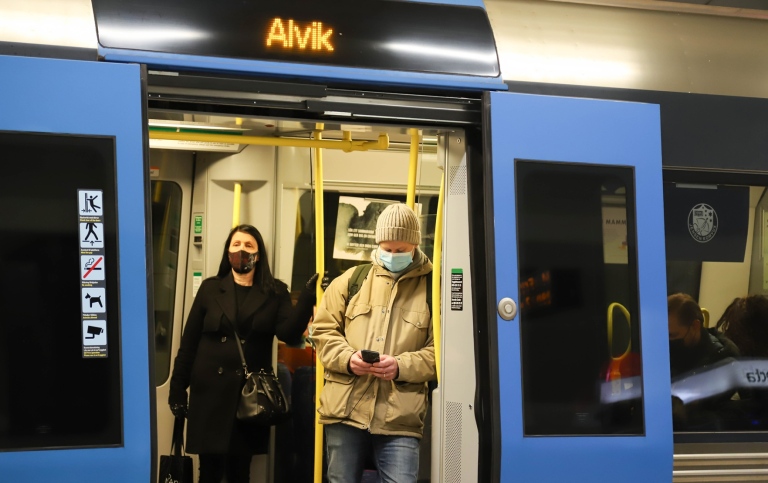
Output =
[{"x1": 312, "y1": 254, "x2": 435, "y2": 438}]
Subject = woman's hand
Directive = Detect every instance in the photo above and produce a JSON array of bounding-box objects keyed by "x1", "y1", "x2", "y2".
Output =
[
  {"x1": 170, "y1": 403, "x2": 187, "y2": 419},
  {"x1": 305, "y1": 272, "x2": 332, "y2": 291}
]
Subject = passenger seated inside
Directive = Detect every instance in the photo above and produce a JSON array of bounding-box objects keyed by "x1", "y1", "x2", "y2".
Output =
[
  {"x1": 714, "y1": 295, "x2": 768, "y2": 430},
  {"x1": 667, "y1": 293, "x2": 739, "y2": 378},
  {"x1": 717, "y1": 295, "x2": 768, "y2": 360},
  {"x1": 667, "y1": 293, "x2": 740, "y2": 430}
]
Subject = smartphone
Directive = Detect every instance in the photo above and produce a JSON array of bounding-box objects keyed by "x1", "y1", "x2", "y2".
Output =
[{"x1": 361, "y1": 349, "x2": 380, "y2": 363}]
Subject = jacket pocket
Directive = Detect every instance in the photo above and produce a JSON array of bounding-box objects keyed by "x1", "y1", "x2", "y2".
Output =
[
  {"x1": 402, "y1": 309, "x2": 429, "y2": 330},
  {"x1": 399, "y1": 310, "x2": 430, "y2": 350},
  {"x1": 345, "y1": 303, "x2": 371, "y2": 320},
  {"x1": 385, "y1": 382, "x2": 428, "y2": 430},
  {"x1": 318, "y1": 371, "x2": 357, "y2": 419}
]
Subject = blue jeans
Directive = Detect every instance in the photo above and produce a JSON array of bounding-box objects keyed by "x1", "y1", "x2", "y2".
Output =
[{"x1": 325, "y1": 423, "x2": 420, "y2": 483}]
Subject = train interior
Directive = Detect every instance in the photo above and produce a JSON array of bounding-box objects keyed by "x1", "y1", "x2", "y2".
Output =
[{"x1": 147, "y1": 100, "x2": 477, "y2": 482}]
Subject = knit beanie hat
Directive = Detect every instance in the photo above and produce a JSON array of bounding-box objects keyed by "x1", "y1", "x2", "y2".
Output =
[{"x1": 375, "y1": 203, "x2": 421, "y2": 245}]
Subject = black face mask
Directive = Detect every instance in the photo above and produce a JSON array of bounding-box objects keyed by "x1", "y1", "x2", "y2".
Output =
[
  {"x1": 228, "y1": 250, "x2": 257, "y2": 274},
  {"x1": 669, "y1": 330, "x2": 694, "y2": 370}
]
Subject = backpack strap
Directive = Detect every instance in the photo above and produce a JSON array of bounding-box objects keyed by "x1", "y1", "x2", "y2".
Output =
[
  {"x1": 347, "y1": 263, "x2": 373, "y2": 301},
  {"x1": 347, "y1": 262, "x2": 433, "y2": 315}
]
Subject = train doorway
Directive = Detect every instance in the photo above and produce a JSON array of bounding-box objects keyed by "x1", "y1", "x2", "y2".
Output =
[{"x1": 146, "y1": 73, "x2": 483, "y2": 483}]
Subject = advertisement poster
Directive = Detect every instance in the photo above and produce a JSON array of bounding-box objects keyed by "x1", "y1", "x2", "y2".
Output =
[{"x1": 332, "y1": 196, "x2": 423, "y2": 261}]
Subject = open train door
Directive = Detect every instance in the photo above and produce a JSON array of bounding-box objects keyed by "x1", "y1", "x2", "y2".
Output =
[
  {"x1": 0, "y1": 55, "x2": 152, "y2": 482},
  {"x1": 487, "y1": 92, "x2": 672, "y2": 482}
]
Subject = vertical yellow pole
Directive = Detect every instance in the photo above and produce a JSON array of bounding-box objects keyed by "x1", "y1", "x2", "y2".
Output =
[
  {"x1": 433, "y1": 176, "x2": 444, "y2": 384},
  {"x1": 406, "y1": 128, "x2": 420, "y2": 209},
  {"x1": 232, "y1": 182, "x2": 242, "y2": 228},
  {"x1": 313, "y1": 124, "x2": 325, "y2": 483}
]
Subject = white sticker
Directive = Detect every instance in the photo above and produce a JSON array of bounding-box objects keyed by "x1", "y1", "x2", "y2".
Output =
[
  {"x1": 83, "y1": 320, "x2": 107, "y2": 346},
  {"x1": 81, "y1": 255, "x2": 105, "y2": 281},
  {"x1": 79, "y1": 222, "x2": 104, "y2": 248},
  {"x1": 82, "y1": 288, "x2": 106, "y2": 313},
  {"x1": 193, "y1": 272, "x2": 203, "y2": 298},
  {"x1": 78, "y1": 190, "x2": 103, "y2": 216}
]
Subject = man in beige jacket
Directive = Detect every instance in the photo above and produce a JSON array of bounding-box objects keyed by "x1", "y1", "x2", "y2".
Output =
[{"x1": 312, "y1": 203, "x2": 436, "y2": 483}]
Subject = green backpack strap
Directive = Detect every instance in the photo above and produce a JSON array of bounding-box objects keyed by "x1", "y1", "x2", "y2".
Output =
[{"x1": 347, "y1": 263, "x2": 373, "y2": 301}]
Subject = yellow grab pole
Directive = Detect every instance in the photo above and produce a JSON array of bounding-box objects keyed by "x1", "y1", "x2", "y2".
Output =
[
  {"x1": 433, "y1": 176, "x2": 445, "y2": 384},
  {"x1": 313, "y1": 124, "x2": 326, "y2": 483},
  {"x1": 232, "y1": 182, "x2": 242, "y2": 228},
  {"x1": 148, "y1": 130, "x2": 389, "y2": 152},
  {"x1": 406, "y1": 128, "x2": 420, "y2": 209}
]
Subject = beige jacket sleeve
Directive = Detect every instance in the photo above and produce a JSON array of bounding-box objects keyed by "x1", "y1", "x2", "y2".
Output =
[{"x1": 310, "y1": 271, "x2": 357, "y2": 375}]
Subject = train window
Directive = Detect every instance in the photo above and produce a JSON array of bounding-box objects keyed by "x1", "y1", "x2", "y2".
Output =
[
  {"x1": 515, "y1": 160, "x2": 644, "y2": 436},
  {"x1": 0, "y1": 132, "x2": 122, "y2": 450},
  {"x1": 151, "y1": 181, "x2": 183, "y2": 386},
  {"x1": 663, "y1": 183, "x2": 768, "y2": 437}
]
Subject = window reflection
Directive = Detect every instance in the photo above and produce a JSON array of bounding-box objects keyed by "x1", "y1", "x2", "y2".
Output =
[
  {"x1": 516, "y1": 160, "x2": 643, "y2": 436},
  {"x1": 664, "y1": 184, "x2": 768, "y2": 435},
  {"x1": 151, "y1": 181, "x2": 182, "y2": 387}
]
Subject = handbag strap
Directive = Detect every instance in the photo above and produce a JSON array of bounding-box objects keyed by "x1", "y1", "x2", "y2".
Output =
[
  {"x1": 223, "y1": 318, "x2": 250, "y2": 377},
  {"x1": 170, "y1": 415, "x2": 186, "y2": 457}
]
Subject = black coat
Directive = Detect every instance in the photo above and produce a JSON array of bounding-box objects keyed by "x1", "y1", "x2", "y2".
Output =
[{"x1": 169, "y1": 273, "x2": 314, "y2": 455}]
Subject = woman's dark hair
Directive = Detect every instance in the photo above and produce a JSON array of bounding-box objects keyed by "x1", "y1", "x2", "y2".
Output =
[
  {"x1": 217, "y1": 224, "x2": 278, "y2": 293},
  {"x1": 667, "y1": 293, "x2": 703, "y2": 327},
  {"x1": 716, "y1": 295, "x2": 768, "y2": 358}
]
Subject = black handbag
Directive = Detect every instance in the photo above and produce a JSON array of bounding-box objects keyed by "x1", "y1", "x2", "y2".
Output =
[
  {"x1": 158, "y1": 417, "x2": 193, "y2": 483},
  {"x1": 229, "y1": 323, "x2": 291, "y2": 425}
]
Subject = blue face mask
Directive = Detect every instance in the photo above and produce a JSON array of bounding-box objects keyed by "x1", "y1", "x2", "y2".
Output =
[{"x1": 379, "y1": 250, "x2": 413, "y2": 273}]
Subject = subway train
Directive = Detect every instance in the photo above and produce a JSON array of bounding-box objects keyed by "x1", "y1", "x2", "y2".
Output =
[{"x1": 1, "y1": 0, "x2": 768, "y2": 482}]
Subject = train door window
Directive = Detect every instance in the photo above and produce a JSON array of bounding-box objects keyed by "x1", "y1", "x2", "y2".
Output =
[
  {"x1": 663, "y1": 182, "x2": 768, "y2": 436},
  {"x1": 0, "y1": 132, "x2": 122, "y2": 450},
  {"x1": 515, "y1": 160, "x2": 644, "y2": 436},
  {"x1": 151, "y1": 180, "x2": 183, "y2": 386}
]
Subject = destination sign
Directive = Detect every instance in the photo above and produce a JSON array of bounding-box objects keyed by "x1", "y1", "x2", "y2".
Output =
[{"x1": 92, "y1": 0, "x2": 500, "y2": 78}]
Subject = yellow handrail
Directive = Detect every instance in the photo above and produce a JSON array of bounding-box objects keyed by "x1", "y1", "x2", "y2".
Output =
[
  {"x1": 313, "y1": 124, "x2": 326, "y2": 483},
  {"x1": 701, "y1": 307, "x2": 710, "y2": 328},
  {"x1": 433, "y1": 176, "x2": 444, "y2": 384},
  {"x1": 406, "y1": 128, "x2": 420, "y2": 209},
  {"x1": 232, "y1": 182, "x2": 241, "y2": 228},
  {"x1": 148, "y1": 130, "x2": 389, "y2": 152},
  {"x1": 607, "y1": 302, "x2": 631, "y2": 362}
]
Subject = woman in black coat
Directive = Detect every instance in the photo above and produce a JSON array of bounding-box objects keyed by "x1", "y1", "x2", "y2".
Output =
[{"x1": 169, "y1": 224, "x2": 316, "y2": 483}]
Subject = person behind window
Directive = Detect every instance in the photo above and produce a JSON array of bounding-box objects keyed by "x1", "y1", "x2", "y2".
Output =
[
  {"x1": 715, "y1": 295, "x2": 768, "y2": 430},
  {"x1": 667, "y1": 293, "x2": 739, "y2": 378},
  {"x1": 717, "y1": 295, "x2": 768, "y2": 359},
  {"x1": 168, "y1": 224, "x2": 318, "y2": 483},
  {"x1": 668, "y1": 293, "x2": 740, "y2": 430},
  {"x1": 312, "y1": 203, "x2": 435, "y2": 483}
]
